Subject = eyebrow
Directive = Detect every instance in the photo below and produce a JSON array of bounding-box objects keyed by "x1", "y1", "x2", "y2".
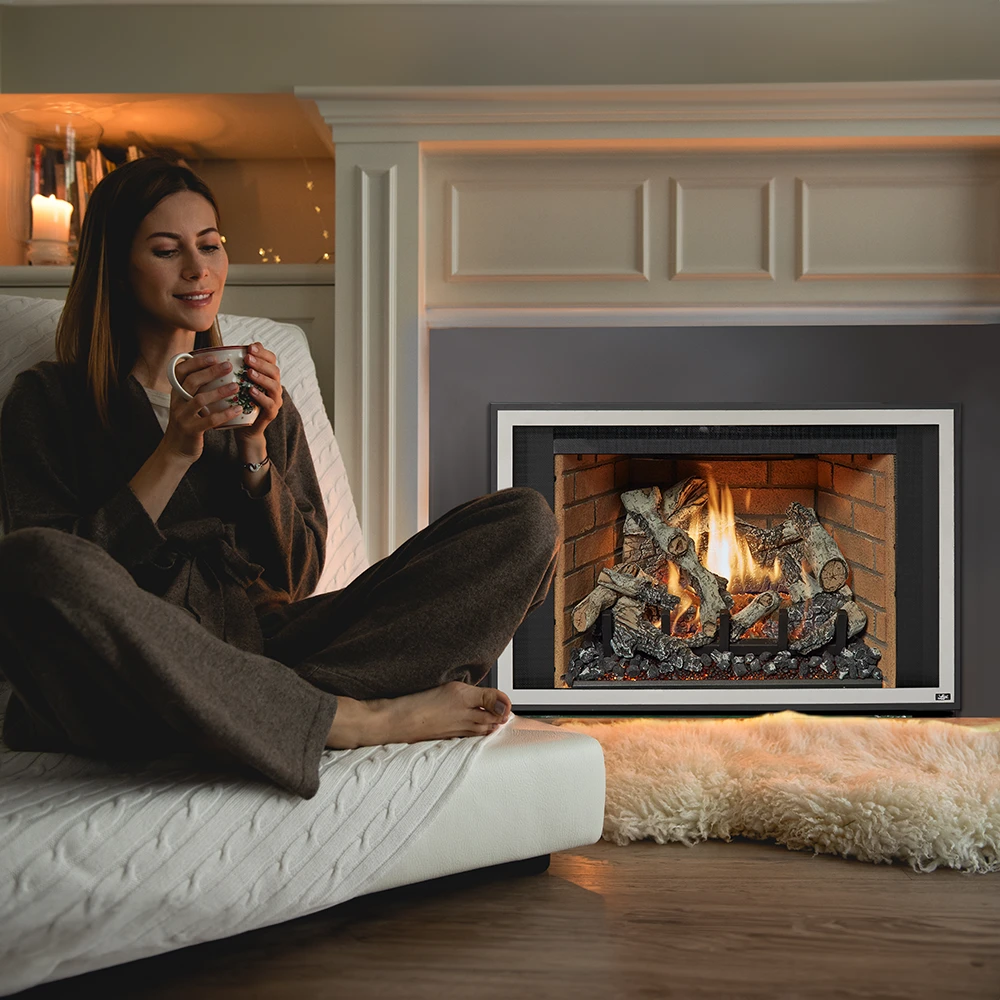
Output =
[{"x1": 146, "y1": 227, "x2": 219, "y2": 240}]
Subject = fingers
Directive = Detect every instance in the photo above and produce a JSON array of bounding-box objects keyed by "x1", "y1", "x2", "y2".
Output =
[
  {"x1": 176, "y1": 356, "x2": 234, "y2": 397},
  {"x1": 192, "y1": 381, "x2": 241, "y2": 415},
  {"x1": 246, "y1": 342, "x2": 275, "y2": 366},
  {"x1": 245, "y1": 367, "x2": 280, "y2": 397},
  {"x1": 243, "y1": 345, "x2": 280, "y2": 391},
  {"x1": 192, "y1": 398, "x2": 242, "y2": 426},
  {"x1": 242, "y1": 347, "x2": 282, "y2": 421},
  {"x1": 210, "y1": 403, "x2": 243, "y2": 426}
]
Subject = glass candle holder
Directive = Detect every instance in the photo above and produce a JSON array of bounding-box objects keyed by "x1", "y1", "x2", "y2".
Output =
[{"x1": 1, "y1": 107, "x2": 104, "y2": 266}]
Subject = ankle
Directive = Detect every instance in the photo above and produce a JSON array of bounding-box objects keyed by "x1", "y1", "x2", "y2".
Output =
[{"x1": 326, "y1": 695, "x2": 384, "y2": 750}]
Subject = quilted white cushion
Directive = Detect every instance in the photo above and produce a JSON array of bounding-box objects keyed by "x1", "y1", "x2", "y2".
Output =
[{"x1": 0, "y1": 294, "x2": 368, "y2": 594}]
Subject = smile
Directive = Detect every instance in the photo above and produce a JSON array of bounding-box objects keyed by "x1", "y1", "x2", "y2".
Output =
[{"x1": 175, "y1": 292, "x2": 213, "y2": 304}]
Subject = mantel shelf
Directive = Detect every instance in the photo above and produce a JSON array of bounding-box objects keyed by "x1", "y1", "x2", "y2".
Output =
[{"x1": 0, "y1": 263, "x2": 335, "y2": 289}]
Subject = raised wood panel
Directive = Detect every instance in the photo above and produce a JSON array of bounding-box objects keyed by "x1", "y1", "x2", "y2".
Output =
[
  {"x1": 425, "y1": 151, "x2": 1000, "y2": 308},
  {"x1": 798, "y1": 177, "x2": 1000, "y2": 280},
  {"x1": 447, "y1": 179, "x2": 649, "y2": 282},
  {"x1": 670, "y1": 177, "x2": 774, "y2": 280}
]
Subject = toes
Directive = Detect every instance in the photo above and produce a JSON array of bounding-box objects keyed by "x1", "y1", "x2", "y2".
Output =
[{"x1": 478, "y1": 687, "x2": 511, "y2": 721}]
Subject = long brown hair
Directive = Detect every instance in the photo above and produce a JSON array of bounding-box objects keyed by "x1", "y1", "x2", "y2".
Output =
[{"x1": 55, "y1": 156, "x2": 224, "y2": 429}]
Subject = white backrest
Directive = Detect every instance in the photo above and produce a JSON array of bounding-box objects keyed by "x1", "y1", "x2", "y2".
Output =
[{"x1": 0, "y1": 294, "x2": 369, "y2": 595}]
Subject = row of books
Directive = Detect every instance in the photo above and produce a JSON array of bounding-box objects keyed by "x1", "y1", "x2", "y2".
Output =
[{"x1": 28, "y1": 143, "x2": 189, "y2": 229}]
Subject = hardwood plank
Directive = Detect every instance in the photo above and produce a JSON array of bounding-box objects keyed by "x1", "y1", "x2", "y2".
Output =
[{"x1": 17, "y1": 839, "x2": 999, "y2": 1000}]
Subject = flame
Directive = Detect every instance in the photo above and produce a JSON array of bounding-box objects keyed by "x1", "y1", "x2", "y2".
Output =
[
  {"x1": 702, "y1": 476, "x2": 782, "y2": 592},
  {"x1": 662, "y1": 560, "x2": 700, "y2": 636},
  {"x1": 656, "y1": 474, "x2": 785, "y2": 637},
  {"x1": 702, "y1": 476, "x2": 781, "y2": 594}
]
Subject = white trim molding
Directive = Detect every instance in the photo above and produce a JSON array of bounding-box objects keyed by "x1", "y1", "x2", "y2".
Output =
[
  {"x1": 309, "y1": 82, "x2": 1000, "y2": 561},
  {"x1": 301, "y1": 81, "x2": 1000, "y2": 144}
]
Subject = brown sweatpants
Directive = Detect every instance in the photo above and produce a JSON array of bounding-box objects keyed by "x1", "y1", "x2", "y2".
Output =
[{"x1": 0, "y1": 487, "x2": 559, "y2": 798}]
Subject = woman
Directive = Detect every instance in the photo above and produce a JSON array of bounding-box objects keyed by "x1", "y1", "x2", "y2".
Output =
[{"x1": 0, "y1": 157, "x2": 559, "y2": 798}]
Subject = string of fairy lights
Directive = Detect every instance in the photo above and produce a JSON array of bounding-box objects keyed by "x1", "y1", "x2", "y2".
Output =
[{"x1": 253, "y1": 169, "x2": 332, "y2": 265}]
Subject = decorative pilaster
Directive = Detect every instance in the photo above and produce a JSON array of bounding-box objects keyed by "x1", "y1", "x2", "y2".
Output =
[{"x1": 331, "y1": 142, "x2": 421, "y2": 562}]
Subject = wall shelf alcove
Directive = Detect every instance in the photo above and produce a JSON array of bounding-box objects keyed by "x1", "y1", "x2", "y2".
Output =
[{"x1": 0, "y1": 92, "x2": 337, "y2": 416}]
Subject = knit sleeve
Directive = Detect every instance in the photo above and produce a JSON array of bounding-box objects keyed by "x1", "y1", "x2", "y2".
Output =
[
  {"x1": 0, "y1": 366, "x2": 167, "y2": 570},
  {"x1": 235, "y1": 389, "x2": 327, "y2": 602}
]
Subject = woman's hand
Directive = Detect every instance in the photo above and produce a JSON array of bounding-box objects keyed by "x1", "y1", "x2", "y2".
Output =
[
  {"x1": 161, "y1": 354, "x2": 243, "y2": 464},
  {"x1": 234, "y1": 342, "x2": 283, "y2": 460}
]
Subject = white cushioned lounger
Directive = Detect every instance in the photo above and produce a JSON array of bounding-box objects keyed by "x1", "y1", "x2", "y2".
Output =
[{"x1": 0, "y1": 689, "x2": 605, "y2": 995}]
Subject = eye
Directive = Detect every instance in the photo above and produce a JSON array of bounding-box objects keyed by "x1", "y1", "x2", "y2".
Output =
[{"x1": 152, "y1": 245, "x2": 223, "y2": 259}]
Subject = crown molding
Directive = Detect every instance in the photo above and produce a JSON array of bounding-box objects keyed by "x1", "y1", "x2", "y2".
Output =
[{"x1": 298, "y1": 81, "x2": 1000, "y2": 144}]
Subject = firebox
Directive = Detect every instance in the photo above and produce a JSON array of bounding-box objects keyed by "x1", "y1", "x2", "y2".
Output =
[{"x1": 492, "y1": 406, "x2": 957, "y2": 714}]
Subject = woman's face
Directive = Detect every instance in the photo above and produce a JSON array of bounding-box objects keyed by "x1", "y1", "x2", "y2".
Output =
[{"x1": 127, "y1": 189, "x2": 228, "y2": 338}]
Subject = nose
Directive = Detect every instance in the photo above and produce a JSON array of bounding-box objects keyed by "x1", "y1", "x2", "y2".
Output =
[{"x1": 179, "y1": 246, "x2": 210, "y2": 277}]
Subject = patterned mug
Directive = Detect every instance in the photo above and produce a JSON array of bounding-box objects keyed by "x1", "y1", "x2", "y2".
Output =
[{"x1": 167, "y1": 345, "x2": 259, "y2": 429}]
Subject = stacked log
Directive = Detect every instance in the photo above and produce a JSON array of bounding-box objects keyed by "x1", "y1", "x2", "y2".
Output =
[
  {"x1": 571, "y1": 477, "x2": 861, "y2": 658},
  {"x1": 619, "y1": 487, "x2": 732, "y2": 642}
]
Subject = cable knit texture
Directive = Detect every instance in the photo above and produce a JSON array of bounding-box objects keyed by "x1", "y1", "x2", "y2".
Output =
[{"x1": 0, "y1": 679, "x2": 493, "y2": 995}]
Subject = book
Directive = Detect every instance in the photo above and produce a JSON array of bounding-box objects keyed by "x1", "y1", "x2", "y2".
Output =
[{"x1": 31, "y1": 144, "x2": 42, "y2": 199}]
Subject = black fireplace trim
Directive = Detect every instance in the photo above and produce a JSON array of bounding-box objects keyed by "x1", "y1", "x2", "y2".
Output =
[{"x1": 489, "y1": 402, "x2": 960, "y2": 714}]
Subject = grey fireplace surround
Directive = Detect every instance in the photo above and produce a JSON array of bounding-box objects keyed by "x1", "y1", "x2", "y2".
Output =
[{"x1": 429, "y1": 324, "x2": 1000, "y2": 717}]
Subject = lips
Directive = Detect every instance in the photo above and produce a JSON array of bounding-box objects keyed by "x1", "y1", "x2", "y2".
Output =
[{"x1": 175, "y1": 291, "x2": 213, "y2": 304}]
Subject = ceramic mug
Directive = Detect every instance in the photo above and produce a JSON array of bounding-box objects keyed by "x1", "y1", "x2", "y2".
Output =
[{"x1": 167, "y1": 345, "x2": 259, "y2": 429}]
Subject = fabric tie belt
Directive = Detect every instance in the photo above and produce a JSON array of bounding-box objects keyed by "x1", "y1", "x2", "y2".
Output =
[{"x1": 158, "y1": 520, "x2": 266, "y2": 651}]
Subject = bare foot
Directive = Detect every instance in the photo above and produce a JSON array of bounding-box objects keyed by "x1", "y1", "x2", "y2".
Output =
[{"x1": 326, "y1": 681, "x2": 512, "y2": 750}]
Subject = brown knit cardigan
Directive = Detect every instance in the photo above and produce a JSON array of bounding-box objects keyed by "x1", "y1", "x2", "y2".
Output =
[{"x1": 0, "y1": 360, "x2": 328, "y2": 655}]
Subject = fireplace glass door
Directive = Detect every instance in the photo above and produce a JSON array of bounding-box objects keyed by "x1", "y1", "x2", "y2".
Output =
[{"x1": 493, "y1": 407, "x2": 956, "y2": 714}]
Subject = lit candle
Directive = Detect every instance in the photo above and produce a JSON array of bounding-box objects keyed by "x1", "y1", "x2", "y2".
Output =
[{"x1": 31, "y1": 193, "x2": 73, "y2": 243}]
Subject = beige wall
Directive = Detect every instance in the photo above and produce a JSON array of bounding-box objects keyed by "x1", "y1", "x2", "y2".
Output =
[
  {"x1": 2, "y1": 1, "x2": 1000, "y2": 93},
  {"x1": 194, "y1": 158, "x2": 335, "y2": 266}
]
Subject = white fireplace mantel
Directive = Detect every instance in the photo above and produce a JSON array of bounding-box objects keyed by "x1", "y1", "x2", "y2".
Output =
[{"x1": 298, "y1": 81, "x2": 1000, "y2": 561}]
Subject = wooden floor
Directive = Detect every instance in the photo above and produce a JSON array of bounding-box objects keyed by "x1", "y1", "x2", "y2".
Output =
[{"x1": 19, "y1": 835, "x2": 1000, "y2": 1000}]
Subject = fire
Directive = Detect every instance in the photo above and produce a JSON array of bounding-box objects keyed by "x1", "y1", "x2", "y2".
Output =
[
  {"x1": 702, "y1": 476, "x2": 782, "y2": 593},
  {"x1": 664, "y1": 560, "x2": 699, "y2": 635},
  {"x1": 659, "y1": 475, "x2": 782, "y2": 636}
]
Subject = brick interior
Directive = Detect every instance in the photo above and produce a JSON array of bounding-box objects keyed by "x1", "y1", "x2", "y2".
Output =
[{"x1": 553, "y1": 454, "x2": 896, "y2": 690}]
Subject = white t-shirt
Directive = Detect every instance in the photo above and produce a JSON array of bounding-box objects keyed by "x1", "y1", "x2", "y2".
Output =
[{"x1": 142, "y1": 385, "x2": 171, "y2": 433}]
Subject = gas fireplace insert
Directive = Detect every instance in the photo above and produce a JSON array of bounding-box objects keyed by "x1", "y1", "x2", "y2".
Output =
[{"x1": 492, "y1": 405, "x2": 957, "y2": 714}]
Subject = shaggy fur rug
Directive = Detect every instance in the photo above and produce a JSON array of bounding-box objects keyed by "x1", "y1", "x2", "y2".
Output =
[{"x1": 556, "y1": 712, "x2": 1000, "y2": 873}]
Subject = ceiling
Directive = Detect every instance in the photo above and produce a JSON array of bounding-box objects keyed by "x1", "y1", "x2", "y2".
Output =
[
  {"x1": 0, "y1": 0, "x2": 882, "y2": 4},
  {"x1": 0, "y1": 93, "x2": 335, "y2": 160}
]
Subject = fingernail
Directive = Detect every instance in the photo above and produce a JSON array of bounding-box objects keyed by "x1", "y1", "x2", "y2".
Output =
[
  {"x1": 250, "y1": 343, "x2": 259, "y2": 353},
  {"x1": 493, "y1": 703, "x2": 506, "y2": 717}
]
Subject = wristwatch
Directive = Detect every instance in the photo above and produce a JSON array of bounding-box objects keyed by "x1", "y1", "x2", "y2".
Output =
[{"x1": 243, "y1": 455, "x2": 271, "y2": 473}]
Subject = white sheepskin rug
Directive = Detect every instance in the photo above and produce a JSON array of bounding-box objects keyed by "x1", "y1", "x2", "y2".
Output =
[{"x1": 557, "y1": 712, "x2": 1000, "y2": 873}]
